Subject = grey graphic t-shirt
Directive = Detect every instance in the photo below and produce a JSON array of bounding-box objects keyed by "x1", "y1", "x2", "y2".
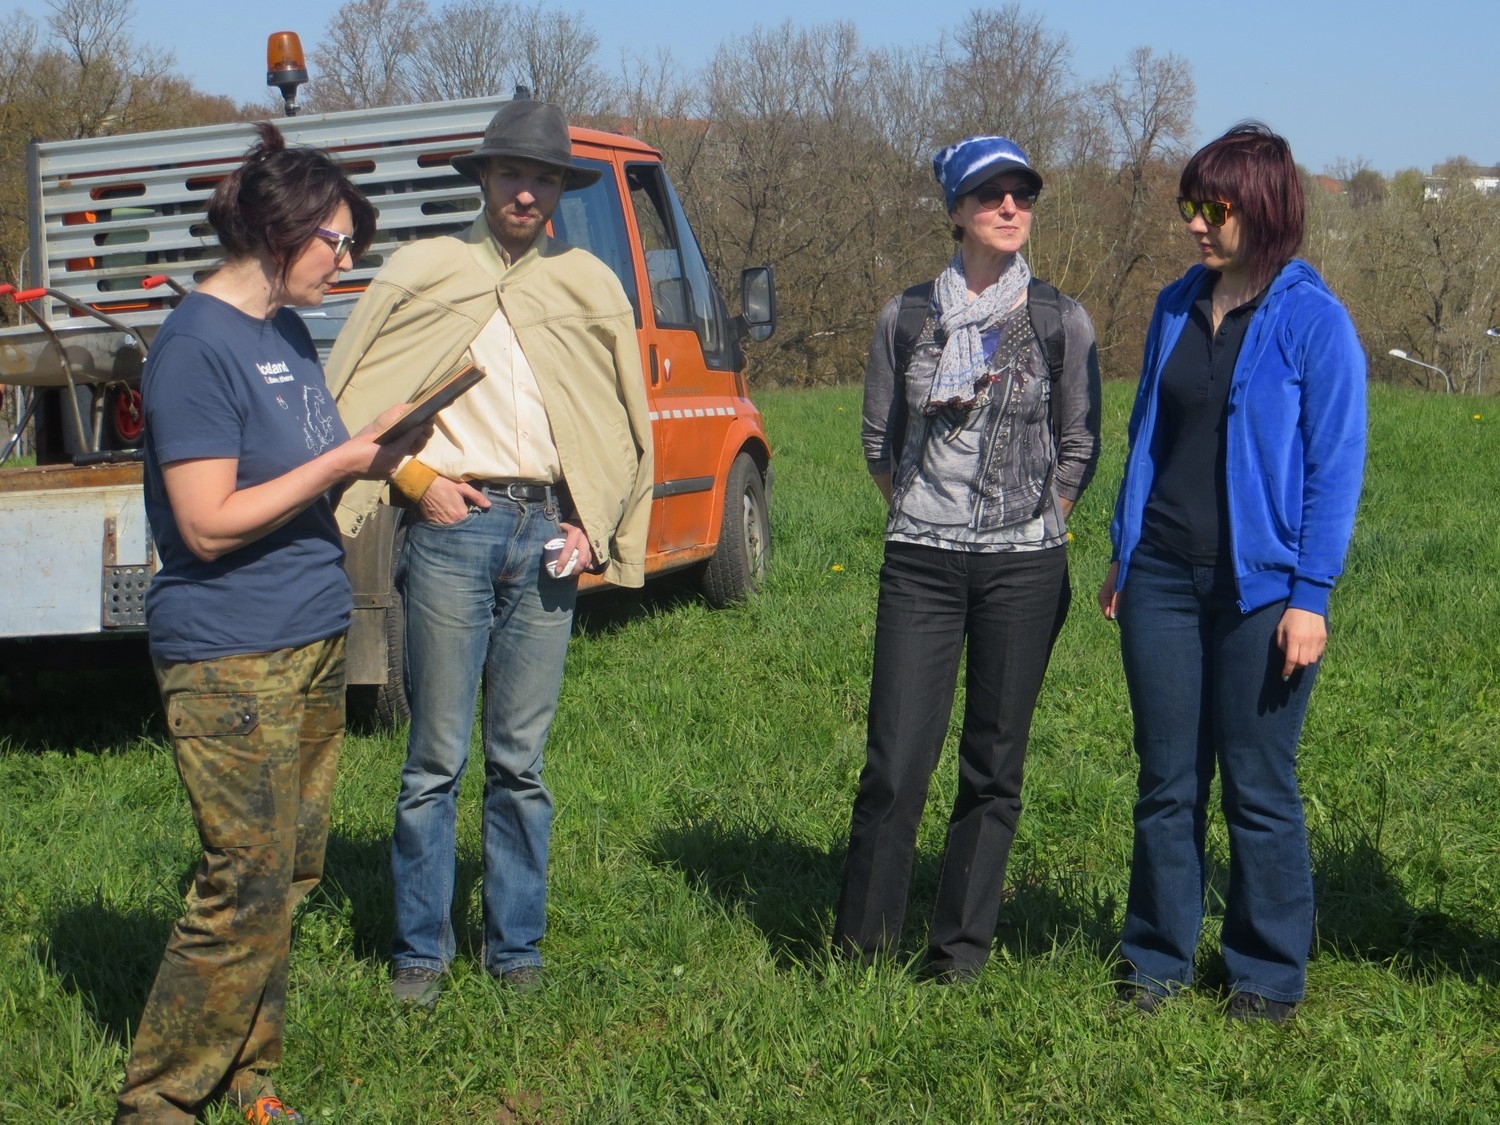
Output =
[{"x1": 143, "y1": 291, "x2": 352, "y2": 662}]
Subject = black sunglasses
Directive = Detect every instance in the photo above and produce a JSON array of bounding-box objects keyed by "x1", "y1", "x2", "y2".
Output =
[
  {"x1": 315, "y1": 226, "x2": 355, "y2": 261},
  {"x1": 1176, "y1": 198, "x2": 1233, "y2": 227},
  {"x1": 972, "y1": 182, "x2": 1041, "y2": 210}
]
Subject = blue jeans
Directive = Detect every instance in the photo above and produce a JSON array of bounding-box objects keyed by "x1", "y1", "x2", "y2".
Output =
[
  {"x1": 390, "y1": 496, "x2": 576, "y2": 976},
  {"x1": 1117, "y1": 546, "x2": 1318, "y2": 1003}
]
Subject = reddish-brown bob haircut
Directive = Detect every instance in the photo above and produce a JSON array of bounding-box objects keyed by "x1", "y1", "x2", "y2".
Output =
[
  {"x1": 207, "y1": 122, "x2": 376, "y2": 287},
  {"x1": 1179, "y1": 122, "x2": 1304, "y2": 288}
]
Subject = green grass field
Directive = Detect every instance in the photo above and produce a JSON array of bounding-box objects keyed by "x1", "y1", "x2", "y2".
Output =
[{"x1": 2, "y1": 382, "x2": 1497, "y2": 1123}]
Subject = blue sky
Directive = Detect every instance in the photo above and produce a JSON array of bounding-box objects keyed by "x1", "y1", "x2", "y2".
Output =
[{"x1": 13, "y1": 0, "x2": 1498, "y2": 175}]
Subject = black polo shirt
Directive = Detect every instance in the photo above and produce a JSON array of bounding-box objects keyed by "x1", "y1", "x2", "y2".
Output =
[{"x1": 1140, "y1": 275, "x2": 1264, "y2": 566}]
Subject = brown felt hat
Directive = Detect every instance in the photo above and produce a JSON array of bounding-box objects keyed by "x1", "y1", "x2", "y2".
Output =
[{"x1": 450, "y1": 99, "x2": 600, "y2": 190}]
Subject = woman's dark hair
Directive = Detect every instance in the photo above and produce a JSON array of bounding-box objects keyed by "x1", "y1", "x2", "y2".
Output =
[
  {"x1": 1180, "y1": 121, "x2": 1303, "y2": 288},
  {"x1": 206, "y1": 122, "x2": 377, "y2": 286}
]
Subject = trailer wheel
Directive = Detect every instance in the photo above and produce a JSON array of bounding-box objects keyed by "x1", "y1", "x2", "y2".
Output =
[
  {"x1": 108, "y1": 387, "x2": 144, "y2": 447},
  {"x1": 700, "y1": 452, "x2": 769, "y2": 606}
]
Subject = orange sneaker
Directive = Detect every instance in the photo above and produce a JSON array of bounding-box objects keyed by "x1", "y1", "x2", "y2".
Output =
[{"x1": 241, "y1": 1095, "x2": 304, "y2": 1123}]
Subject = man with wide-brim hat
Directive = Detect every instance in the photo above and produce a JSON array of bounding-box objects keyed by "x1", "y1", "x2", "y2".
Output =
[
  {"x1": 326, "y1": 99, "x2": 653, "y2": 1008},
  {"x1": 449, "y1": 99, "x2": 601, "y2": 190}
]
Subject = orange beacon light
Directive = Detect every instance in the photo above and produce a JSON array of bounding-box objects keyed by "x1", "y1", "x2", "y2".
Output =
[{"x1": 267, "y1": 32, "x2": 309, "y2": 117}]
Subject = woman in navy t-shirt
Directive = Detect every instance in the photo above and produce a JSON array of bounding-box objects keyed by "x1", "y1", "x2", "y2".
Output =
[{"x1": 117, "y1": 124, "x2": 425, "y2": 1125}]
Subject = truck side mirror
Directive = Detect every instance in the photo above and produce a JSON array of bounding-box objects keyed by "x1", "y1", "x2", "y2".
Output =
[{"x1": 736, "y1": 266, "x2": 776, "y2": 344}]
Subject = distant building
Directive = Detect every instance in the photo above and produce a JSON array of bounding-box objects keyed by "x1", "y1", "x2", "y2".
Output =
[{"x1": 1422, "y1": 172, "x2": 1500, "y2": 199}]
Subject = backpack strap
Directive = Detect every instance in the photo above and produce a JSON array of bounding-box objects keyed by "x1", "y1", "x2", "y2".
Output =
[
  {"x1": 1025, "y1": 277, "x2": 1069, "y2": 515},
  {"x1": 886, "y1": 280, "x2": 934, "y2": 471},
  {"x1": 1025, "y1": 277, "x2": 1066, "y2": 386},
  {"x1": 893, "y1": 280, "x2": 935, "y2": 380}
]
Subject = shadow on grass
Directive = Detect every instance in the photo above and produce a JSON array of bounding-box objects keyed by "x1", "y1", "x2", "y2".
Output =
[
  {"x1": 993, "y1": 860, "x2": 1123, "y2": 963},
  {"x1": 320, "y1": 830, "x2": 485, "y2": 968},
  {"x1": 572, "y1": 570, "x2": 705, "y2": 639},
  {"x1": 1312, "y1": 806, "x2": 1500, "y2": 985},
  {"x1": 46, "y1": 894, "x2": 175, "y2": 1040},
  {"x1": 644, "y1": 817, "x2": 1120, "y2": 969},
  {"x1": 42, "y1": 831, "x2": 487, "y2": 1039},
  {"x1": 0, "y1": 639, "x2": 163, "y2": 754},
  {"x1": 644, "y1": 817, "x2": 839, "y2": 966}
]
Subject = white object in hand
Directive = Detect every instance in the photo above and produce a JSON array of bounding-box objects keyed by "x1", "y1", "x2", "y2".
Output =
[{"x1": 543, "y1": 537, "x2": 578, "y2": 579}]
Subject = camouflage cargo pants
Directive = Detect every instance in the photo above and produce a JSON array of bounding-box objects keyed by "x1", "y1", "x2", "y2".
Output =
[{"x1": 115, "y1": 635, "x2": 346, "y2": 1123}]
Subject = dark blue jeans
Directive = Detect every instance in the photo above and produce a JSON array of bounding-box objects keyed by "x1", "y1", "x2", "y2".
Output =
[
  {"x1": 1117, "y1": 546, "x2": 1318, "y2": 1003},
  {"x1": 835, "y1": 541, "x2": 1069, "y2": 974}
]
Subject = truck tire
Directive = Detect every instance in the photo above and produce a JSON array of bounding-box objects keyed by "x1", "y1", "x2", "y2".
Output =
[
  {"x1": 367, "y1": 595, "x2": 410, "y2": 730},
  {"x1": 701, "y1": 452, "x2": 769, "y2": 606}
]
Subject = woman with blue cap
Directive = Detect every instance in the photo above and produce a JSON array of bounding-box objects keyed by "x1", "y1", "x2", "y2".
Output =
[{"x1": 834, "y1": 134, "x2": 1101, "y2": 982}]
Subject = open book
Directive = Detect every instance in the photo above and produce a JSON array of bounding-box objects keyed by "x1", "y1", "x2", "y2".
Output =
[{"x1": 373, "y1": 363, "x2": 486, "y2": 445}]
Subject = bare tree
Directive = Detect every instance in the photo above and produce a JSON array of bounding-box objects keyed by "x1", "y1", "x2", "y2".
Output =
[
  {"x1": 864, "y1": 44, "x2": 943, "y2": 167},
  {"x1": 694, "y1": 21, "x2": 940, "y2": 384},
  {"x1": 517, "y1": 6, "x2": 613, "y2": 114},
  {"x1": 618, "y1": 46, "x2": 696, "y2": 136},
  {"x1": 1347, "y1": 168, "x2": 1384, "y2": 209},
  {"x1": 26, "y1": 0, "x2": 177, "y2": 138},
  {"x1": 1318, "y1": 174, "x2": 1500, "y2": 393},
  {"x1": 1080, "y1": 46, "x2": 1196, "y2": 358},
  {"x1": 310, "y1": 0, "x2": 427, "y2": 111},
  {"x1": 934, "y1": 6, "x2": 1075, "y2": 164},
  {"x1": 617, "y1": 47, "x2": 707, "y2": 188},
  {"x1": 408, "y1": 0, "x2": 520, "y2": 101}
]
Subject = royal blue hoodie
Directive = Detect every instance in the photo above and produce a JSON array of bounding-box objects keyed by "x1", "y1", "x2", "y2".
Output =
[{"x1": 1110, "y1": 259, "x2": 1367, "y2": 616}]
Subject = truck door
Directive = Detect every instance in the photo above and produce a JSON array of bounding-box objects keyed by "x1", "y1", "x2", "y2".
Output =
[
  {"x1": 544, "y1": 152, "x2": 664, "y2": 551},
  {"x1": 623, "y1": 162, "x2": 739, "y2": 553}
]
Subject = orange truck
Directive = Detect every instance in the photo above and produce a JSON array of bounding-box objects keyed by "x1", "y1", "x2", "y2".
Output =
[{"x1": 0, "y1": 39, "x2": 775, "y2": 725}]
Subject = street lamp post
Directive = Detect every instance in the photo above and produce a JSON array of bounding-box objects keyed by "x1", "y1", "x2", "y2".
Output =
[
  {"x1": 1483, "y1": 327, "x2": 1500, "y2": 396},
  {"x1": 1388, "y1": 348, "x2": 1453, "y2": 394}
]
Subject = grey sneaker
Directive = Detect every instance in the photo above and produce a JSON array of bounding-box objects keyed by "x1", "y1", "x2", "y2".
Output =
[
  {"x1": 498, "y1": 965, "x2": 544, "y2": 994},
  {"x1": 391, "y1": 965, "x2": 443, "y2": 1007},
  {"x1": 1226, "y1": 990, "x2": 1296, "y2": 1025},
  {"x1": 1117, "y1": 983, "x2": 1168, "y2": 1015}
]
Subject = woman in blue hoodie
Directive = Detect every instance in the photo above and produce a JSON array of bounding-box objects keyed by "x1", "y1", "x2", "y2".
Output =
[{"x1": 1097, "y1": 123, "x2": 1365, "y2": 1023}]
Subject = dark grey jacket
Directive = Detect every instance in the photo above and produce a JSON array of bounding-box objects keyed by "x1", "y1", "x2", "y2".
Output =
[{"x1": 861, "y1": 291, "x2": 1101, "y2": 538}]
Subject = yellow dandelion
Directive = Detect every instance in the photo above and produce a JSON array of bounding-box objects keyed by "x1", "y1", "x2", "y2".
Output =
[
  {"x1": 831, "y1": 563, "x2": 844, "y2": 572},
  {"x1": 1473, "y1": 414, "x2": 1482, "y2": 420}
]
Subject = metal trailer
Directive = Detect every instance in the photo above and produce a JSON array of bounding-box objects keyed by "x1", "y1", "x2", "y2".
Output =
[{"x1": 0, "y1": 95, "x2": 776, "y2": 725}]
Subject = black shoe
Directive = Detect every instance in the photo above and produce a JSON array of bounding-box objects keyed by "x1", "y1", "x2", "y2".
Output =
[
  {"x1": 1117, "y1": 983, "x2": 1167, "y2": 1015},
  {"x1": 498, "y1": 965, "x2": 545, "y2": 994},
  {"x1": 391, "y1": 966, "x2": 443, "y2": 1008},
  {"x1": 924, "y1": 959, "x2": 981, "y2": 986},
  {"x1": 1226, "y1": 991, "x2": 1297, "y2": 1025}
]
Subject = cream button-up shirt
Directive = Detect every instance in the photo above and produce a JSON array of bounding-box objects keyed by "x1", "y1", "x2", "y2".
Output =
[{"x1": 411, "y1": 303, "x2": 563, "y2": 485}]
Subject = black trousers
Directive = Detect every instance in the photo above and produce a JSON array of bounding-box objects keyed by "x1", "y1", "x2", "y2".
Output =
[{"x1": 834, "y1": 541, "x2": 1069, "y2": 973}]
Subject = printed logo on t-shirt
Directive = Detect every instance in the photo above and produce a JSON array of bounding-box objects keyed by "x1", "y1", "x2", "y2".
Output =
[
  {"x1": 303, "y1": 385, "x2": 337, "y2": 453},
  {"x1": 258, "y1": 360, "x2": 294, "y2": 384}
]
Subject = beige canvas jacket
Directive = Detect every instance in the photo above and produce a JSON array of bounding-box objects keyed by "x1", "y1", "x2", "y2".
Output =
[{"x1": 326, "y1": 218, "x2": 654, "y2": 588}]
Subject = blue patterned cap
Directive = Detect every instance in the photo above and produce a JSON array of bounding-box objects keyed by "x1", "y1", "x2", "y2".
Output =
[{"x1": 933, "y1": 135, "x2": 1043, "y2": 211}]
